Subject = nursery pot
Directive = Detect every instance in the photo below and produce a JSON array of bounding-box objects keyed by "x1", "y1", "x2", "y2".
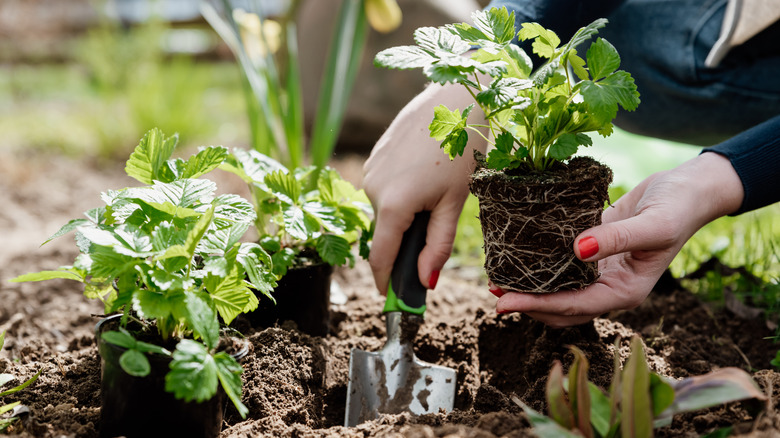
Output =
[
  {"x1": 95, "y1": 315, "x2": 247, "y2": 438},
  {"x1": 469, "y1": 155, "x2": 613, "y2": 293},
  {"x1": 246, "y1": 262, "x2": 334, "y2": 337}
]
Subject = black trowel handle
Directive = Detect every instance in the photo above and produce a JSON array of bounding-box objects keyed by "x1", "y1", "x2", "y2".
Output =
[{"x1": 385, "y1": 211, "x2": 430, "y2": 316}]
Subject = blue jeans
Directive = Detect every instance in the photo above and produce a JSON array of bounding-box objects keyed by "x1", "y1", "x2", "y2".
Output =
[{"x1": 489, "y1": 0, "x2": 780, "y2": 146}]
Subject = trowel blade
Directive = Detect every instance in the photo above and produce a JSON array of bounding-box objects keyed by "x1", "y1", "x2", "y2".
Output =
[{"x1": 344, "y1": 343, "x2": 457, "y2": 427}]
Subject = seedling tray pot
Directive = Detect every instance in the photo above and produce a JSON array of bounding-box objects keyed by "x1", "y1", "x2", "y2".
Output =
[
  {"x1": 469, "y1": 156, "x2": 612, "y2": 293},
  {"x1": 247, "y1": 262, "x2": 334, "y2": 336},
  {"x1": 95, "y1": 315, "x2": 239, "y2": 438}
]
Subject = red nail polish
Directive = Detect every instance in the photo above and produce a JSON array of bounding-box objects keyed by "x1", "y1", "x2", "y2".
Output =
[
  {"x1": 578, "y1": 236, "x2": 599, "y2": 259},
  {"x1": 429, "y1": 270, "x2": 440, "y2": 289},
  {"x1": 488, "y1": 282, "x2": 504, "y2": 298},
  {"x1": 497, "y1": 309, "x2": 512, "y2": 314}
]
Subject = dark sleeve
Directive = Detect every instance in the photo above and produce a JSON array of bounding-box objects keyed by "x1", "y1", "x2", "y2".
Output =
[
  {"x1": 485, "y1": 0, "x2": 625, "y2": 66},
  {"x1": 702, "y1": 114, "x2": 780, "y2": 214}
]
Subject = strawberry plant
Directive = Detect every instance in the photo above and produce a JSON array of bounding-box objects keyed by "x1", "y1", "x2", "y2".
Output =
[
  {"x1": 220, "y1": 148, "x2": 373, "y2": 278},
  {"x1": 11, "y1": 128, "x2": 276, "y2": 421},
  {"x1": 516, "y1": 336, "x2": 767, "y2": 437},
  {"x1": 374, "y1": 7, "x2": 640, "y2": 293}
]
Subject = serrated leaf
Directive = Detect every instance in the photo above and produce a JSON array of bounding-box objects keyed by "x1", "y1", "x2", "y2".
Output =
[
  {"x1": 569, "y1": 51, "x2": 589, "y2": 81},
  {"x1": 158, "y1": 206, "x2": 214, "y2": 261},
  {"x1": 422, "y1": 63, "x2": 473, "y2": 84},
  {"x1": 176, "y1": 146, "x2": 229, "y2": 180},
  {"x1": 271, "y1": 247, "x2": 298, "y2": 277},
  {"x1": 165, "y1": 340, "x2": 218, "y2": 403},
  {"x1": 477, "y1": 77, "x2": 533, "y2": 110},
  {"x1": 152, "y1": 179, "x2": 216, "y2": 209},
  {"x1": 579, "y1": 71, "x2": 640, "y2": 124},
  {"x1": 517, "y1": 22, "x2": 560, "y2": 59},
  {"x1": 414, "y1": 26, "x2": 471, "y2": 55},
  {"x1": 471, "y1": 6, "x2": 516, "y2": 45},
  {"x1": 125, "y1": 128, "x2": 178, "y2": 185},
  {"x1": 429, "y1": 104, "x2": 471, "y2": 141},
  {"x1": 315, "y1": 234, "x2": 352, "y2": 266},
  {"x1": 560, "y1": 18, "x2": 608, "y2": 56},
  {"x1": 41, "y1": 219, "x2": 89, "y2": 246},
  {"x1": 374, "y1": 45, "x2": 436, "y2": 70},
  {"x1": 303, "y1": 202, "x2": 345, "y2": 234},
  {"x1": 265, "y1": 170, "x2": 301, "y2": 205},
  {"x1": 587, "y1": 38, "x2": 621, "y2": 81},
  {"x1": 205, "y1": 267, "x2": 253, "y2": 326},
  {"x1": 185, "y1": 293, "x2": 219, "y2": 350},
  {"x1": 550, "y1": 133, "x2": 583, "y2": 160},
  {"x1": 215, "y1": 352, "x2": 248, "y2": 418}
]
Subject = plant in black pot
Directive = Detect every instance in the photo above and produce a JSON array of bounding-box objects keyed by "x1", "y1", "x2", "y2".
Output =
[
  {"x1": 220, "y1": 149, "x2": 373, "y2": 336},
  {"x1": 375, "y1": 7, "x2": 640, "y2": 293},
  {"x1": 11, "y1": 128, "x2": 275, "y2": 438}
]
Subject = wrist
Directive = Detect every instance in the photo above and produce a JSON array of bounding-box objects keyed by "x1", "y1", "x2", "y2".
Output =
[{"x1": 685, "y1": 152, "x2": 744, "y2": 222}]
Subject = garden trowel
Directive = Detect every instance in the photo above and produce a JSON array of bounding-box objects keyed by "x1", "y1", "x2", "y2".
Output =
[{"x1": 344, "y1": 212, "x2": 457, "y2": 427}]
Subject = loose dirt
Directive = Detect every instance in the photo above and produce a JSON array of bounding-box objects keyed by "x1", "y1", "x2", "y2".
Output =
[{"x1": 2, "y1": 150, "x2": 779, "y2": 437}]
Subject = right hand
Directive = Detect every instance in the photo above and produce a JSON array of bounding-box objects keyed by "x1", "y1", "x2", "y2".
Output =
[{"x1": 363, "y1": 83, "x2": 487, "y2": 295}]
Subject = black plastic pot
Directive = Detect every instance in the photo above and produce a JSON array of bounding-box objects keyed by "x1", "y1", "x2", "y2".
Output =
[
  {"x1": 95, "y1": 315, "x2": 246, "y2": 438},
  {"x1": 245, "y1": 262, "x2": 333, "y2": 337}
]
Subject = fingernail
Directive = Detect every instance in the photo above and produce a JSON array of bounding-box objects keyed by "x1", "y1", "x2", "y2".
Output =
[
  {"x1": 497, "y1": 309, "x2": 512, "y2": 314},
  {"x1": 488, "y1": 281, "x2": 505, "y2": 298},
  {"x1": 578, "y1": 236, "x2": 599, "y2": 259},
  {"x1": 429, "y1": 270, "x2": 440, "y2": 290}
]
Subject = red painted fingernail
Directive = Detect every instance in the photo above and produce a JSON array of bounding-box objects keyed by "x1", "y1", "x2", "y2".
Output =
[
  {"x1": 497, "y1": 309, "x2": 512, "y2": 314},
  {"x1": 488, "y1": 281, "x2": 505, "y2": 298},
  {"x1": 578, "y1": 236, "x2": 599, "y2": 259},
  {"x1": 429, "y1": 270, "x2": 440, "y2": 290}
]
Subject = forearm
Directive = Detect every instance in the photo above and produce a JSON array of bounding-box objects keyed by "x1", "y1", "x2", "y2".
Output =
[{"x1": 702, "y1": 114, "x2": 780, "y2": 214}]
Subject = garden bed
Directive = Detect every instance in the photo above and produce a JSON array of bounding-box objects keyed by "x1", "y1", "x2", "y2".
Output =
[{"x1": 2, "y1": 150, "x2": 779, "y2": 437}]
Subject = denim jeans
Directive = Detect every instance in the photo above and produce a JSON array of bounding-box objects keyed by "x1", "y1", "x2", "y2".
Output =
[{"x1": 488, "y1": 0, "x2": 780, "y2": 146}]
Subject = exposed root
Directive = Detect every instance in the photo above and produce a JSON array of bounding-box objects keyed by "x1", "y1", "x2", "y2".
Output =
[{"x1": 469, "y1": 156, "x2": 612, "y2": 294}]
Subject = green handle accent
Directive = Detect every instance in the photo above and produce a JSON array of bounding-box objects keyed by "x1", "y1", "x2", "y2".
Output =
[
  {"x1": 383, "y1": 285, "x2": 427, "y2": 315},
  {"x1": 382, "y1": 212, "x2": 430, "y2": 316}
]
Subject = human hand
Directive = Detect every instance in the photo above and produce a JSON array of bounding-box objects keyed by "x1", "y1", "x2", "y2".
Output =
[
  {"x1": 493, "y1": 152, "x2": 745, "y2": 328},
  {"x1": 363, "y1": 82, "x2": 487, "y2": 295}
]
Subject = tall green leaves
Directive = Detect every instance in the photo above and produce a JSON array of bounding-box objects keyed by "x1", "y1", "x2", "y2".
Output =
[
  {"x1": 520, "y1": 336, "x2": 767, "y2": 438},
  {"x1": 374, "y1": 7, "x2": 641, "y2": 171}
]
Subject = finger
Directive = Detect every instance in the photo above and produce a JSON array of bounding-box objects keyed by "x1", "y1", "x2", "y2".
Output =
[
  {"x1": 417, "y1": 205, "x2": 460, "y2": 289},
  {"x1": 573, "y1": 211, "x2": 677, "y2": 262},
  {"x1": 495, "y1": 281, "x2": 640, "y2": 320},
  {"x1": 368, "y1": 208, "x2": 414, "y2": 295}
]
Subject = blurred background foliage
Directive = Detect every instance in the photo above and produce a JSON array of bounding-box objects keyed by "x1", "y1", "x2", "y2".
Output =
[{"x1": 0, "y1": 0, "x2": 777, "y2": 334}]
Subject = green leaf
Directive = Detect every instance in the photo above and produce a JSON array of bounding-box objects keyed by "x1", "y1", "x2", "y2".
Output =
[
  {"x1": 316, "y1": 234, "x2": 352, "y2": 267},
  {"x1": 374, "y1": 45, "x2": 436, "y2": 70},
  {"x1": 448, "y1": 6, "x2": 515, "y2": 52},
  {"x1": 265, "y1": 170, "x2": 301, "y2": 205},
  {"x1": 175, "y1": 146, "x2": 229, "y2": 180},
  {"x1": 101, "y1": 330, "x2": 137, "y2": 349},
  {"x1": 158, "y1": 206, "x2": 214, "y2": 261},
  {"x1": 0, "y1": 368, "x2": 41, "y2": 397},
  {"x1": 569, "y1": 51, "x2": 589, "y2": 81},
  {"x1": 658, "y1": 368, "x2": 767, "y2": 425},
  {"x1": 119, "y1": 349, "x2": 151, "y2": 377},
  {"x1": 165, "y1": 340, "x2": 218, "y2": 403},
  {"x1": 422, "y1": 63, "x2": 473, "y2": 85},
  {"x1": 152, "y1": 179, "x2": 216, "y2": 209},
  {"x1": 517, "y1": 22, "x2": 560, "y2": 59},
  {"x1": 271, "y1": 247, "x2": 298, "y2": 278},
  {"x1": 568, "y1": 346, "x2": 592, "y2": 437},
  {"x1": 125, "y1": 128, "x2": 179, "y2": 185},
  {"x1": 588, "y1": 381, "x2": 612, "y2": 437},
  {"x1": 477, "y1": 77, "x2": 533, "y2": 110},
  {"x1": 414, "y1": 26, "x2": 471, "y2": 56},
  {"x1": 238, "y1": 243, "x2": 276, "y2": 300},
  {"x1": 133, "y1": 289, "x2": 184, "y2": 320},
  {"x1": 649, "y1": 373, "x2": 675, "y2": 417},
  {"x1": 41, "y1": 219, "x2": 90, "y2": 246},
  {"x1": 205, "y1": 268, "x2": 254, "y2": 326},
  {"x1": 9, "y1": 268, "x2": 84, "y2": 283},
  {"x1": 550, "y1": 133, "x2": 590, "y2": 161},
  {"x1": 579, "y1": 71, "x2": 640, "y2": 124},
  {"x1": 621, "y1": 337, "x2": 653, "y2": 438},
  {"x1": 587, "y1": 38, "x2": 621, "y2": 81},
  {"x1": 303, "y1": 202, "x2": 346, "y2": 234},
  {"x1": 546, "y1": 361, "x2": 575, "y2": 429},
  {"x1": 185, "y1": 293, "x2": 219, "y2": 351},
  {"x1": 518, "y1": 399, "x2": 584, "y2": 438},
  {"x1": 429, "y1": 104, "x2": 473, "y2": 159},
  {"x1": 560, "y1": 18, "x2": 608, "y2": 58},
  {"x1": 214, "y1": 352, "x2": 248, "y2": 418}
]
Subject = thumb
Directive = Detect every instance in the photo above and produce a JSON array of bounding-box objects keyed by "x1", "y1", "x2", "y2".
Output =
[
  {"x1": 417, "y1": 208, "x2": 459, "y2": 289},
  {"x1": 574, "y1": 213, "x2": 677, "y2": 262}
]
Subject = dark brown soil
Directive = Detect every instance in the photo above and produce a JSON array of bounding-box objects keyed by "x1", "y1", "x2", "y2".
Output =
[
  {"x1": 469, "y1": 155, "x2": 613, "y2": 294},
  {"x1": 2, "y1": 150, "x2": 779, "y2": 438}
]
